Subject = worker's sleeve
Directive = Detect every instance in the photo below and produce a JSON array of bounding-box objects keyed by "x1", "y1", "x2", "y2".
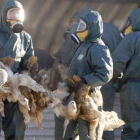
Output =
[
  {"x1": 83, "y1": 45, "x2": 113, "y2": 88},
  {"x1": 112, "y1": 36, "x2": 134, "y2": 79}
]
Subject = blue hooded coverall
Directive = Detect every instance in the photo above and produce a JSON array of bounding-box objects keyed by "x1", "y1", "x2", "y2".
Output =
[
  {"x1": 55, "y1": 7, "x2": 121, "y2": 140},
  {"x1": 112, "y1": 8, "x2": 140, "y2": 140},
  {"x1": 0, "y1": 0, "x2": 34, "y2": 139},
  {"x1": 55, "y1": 9, "x2": 113, "y2": 140},
  {"x1": 101, "y1": 22, "x2": 121, "y2": 140}
]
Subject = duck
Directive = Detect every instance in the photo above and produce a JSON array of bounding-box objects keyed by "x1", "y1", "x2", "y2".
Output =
[
  {"x1": 103, "y1": 111, "x2": 125, "y2": 131},
  {"x1": 36, "y1": 69, "x2": 50, "y2": 90},
  {"x1": 67, "y1": 75, "x2": 104, "y2": 140},
  {"x1": 18, "y1": 95, "x2": 30, "y2": 128},
  {"x1": 0, "y1": 56, "x2": 45, "y2": 103},
  {"x1": 18, "y1": 102, "x2": 30, "y2": 129},
  {"x1": 27, "y1": 55, "x2": 38, "y2": 79},
  {"x1": 17, "y1": 73, "x2": 45, "y2": 93},
  {"x1": 38, "y1": 92, "x2": 46, "y2": 107},
  {"x1": 0, "y1": 69, "x2": 8, "y2": 86},
  {"x1": 29, "y1": 93, "x2": 37, "y2": 113},
  {"x1": 25, "y1": 90, "x2": 51, "y2": 128},
  {"x1": 0, "y1": 68, "x2": 10, "y2": 100},
  {"x1": 0, "y1": 71, "x2": 45, "y2": 103},
  {"x1": 18, "y1": 94, "x2": 30, "y2": 111},
  {"x1": 0, "y1": 57, "x2": 53, "y2": 129},
  {"x1": 29, "y1": 111, "x2": 43, "y2": 129},
  {"x1": 50, "y1": 97, "x2": 79, "y2": 138},
  {"x1": 0, "y1": 56, "x2": 14, "y2": 68},
  {"x1": 74, "y1": 84, "x2": 105, "y2": 140},
  {"x1": 49, "y1": 90, "x2": 79, "y2": 138},
  {"x1": 70, "y1": 75, "x2": 125, "y2": 140},
  {"x1": 63, "y1": 100, "x2": 80, "y2": 138},
  {"x1": 31, "y1": 90, "x2": 50, "y2": 111},
  {"x1": 36, "y1": 61, "x2": 68, "y2": 91}
]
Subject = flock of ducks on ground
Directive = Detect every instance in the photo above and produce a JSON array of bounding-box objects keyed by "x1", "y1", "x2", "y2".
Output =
[{"x1": 0, "y1": 56, "x2": 125, "y2": 140}]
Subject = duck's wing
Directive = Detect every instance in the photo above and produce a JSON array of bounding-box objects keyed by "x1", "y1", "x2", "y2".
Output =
[
  {"x1": 63, "y1": 119, "x2": 69, "y2": 138},
  {"x1": 104, "y1": 118, "x2": 125, "y2": 131},
  {"x1": 0, "y1": 62, "x2": 14, "y2": 80},
  {"x1": 51, "y1": 88, "x2": 69, "y2": 101},
  {"x1": 0, "y1": 69, "x2": 8, "y2": 86},
  {"x1": 0, "y1": 86, "x2": 11, "y2": 93},
  {"x1": 18, "y1": 74, "x2": 45, "y2": 93},
  {"x1": 0, "y1": 57, "x2": 14, "y2": 68}
]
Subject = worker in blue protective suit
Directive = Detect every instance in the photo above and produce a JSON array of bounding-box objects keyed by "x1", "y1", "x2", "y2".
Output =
[
  {"x1": 68, "y1": 9, "x2": 113, "y2": 140},
  {"x1": 54, "y1": 8, "x2": 95, "y2": 140},
  {"x1": 54, "y1": 7, "x2": 121, "y2": 140},
  {"x1": 55, "y1": 8, "x2": 113, "y2": 140},
  {"x1": 0, "y1": 0, "x2": 35, "y2": 139},
  {"x1": 112, "y1": 8, "x2": 140, "y2": 140},
  {"x1": 101, "y1": 22, "x2": 122, "y2": 140}
]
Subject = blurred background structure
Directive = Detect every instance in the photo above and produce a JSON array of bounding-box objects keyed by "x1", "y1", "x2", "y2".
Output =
[
  {"x1": 0, "y1": 0, "x2": 139, "y2": 55},
  {"x1": 0, "y1": 0, "x2": 140, "y2": 140}
]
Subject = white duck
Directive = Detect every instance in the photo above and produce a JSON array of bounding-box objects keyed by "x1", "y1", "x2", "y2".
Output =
[{"x1": 0, "y1": 58, "x2": 45, "y2": 114}]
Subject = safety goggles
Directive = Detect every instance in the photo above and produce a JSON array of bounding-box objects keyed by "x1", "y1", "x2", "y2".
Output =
[
  {"x1": 7, "y1": 8, "x2": 24, "y2": 22},
  {"x1": 67, "y1": 18, "x2": 78, "y2": 30},
  {"x1": 64, "y1": 18, "x2": 78, "y2": 39},
  {"x1": 76, "y1": 19, "x2": 87, "y2": 32}
]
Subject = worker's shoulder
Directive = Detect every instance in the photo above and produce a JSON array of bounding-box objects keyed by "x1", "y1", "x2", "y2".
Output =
[
  {"x1": 103, "y1": 22, "x2": 119, "y2": 31},
  {"x1": 0, "y1": 27, "x2": 7, "y2": 35},
  {"x1": 21, "y1": 31, "x2": 32, "y2": 39},
  {"x1": 125, "y1": 31, "x2": 140, "y2": 37},
  {"x1": 123, "y1": 31, "x2": 140, "y2": 43},
  {"x1": 90, "y1": 42, "x2": 109, "y2": 53}
]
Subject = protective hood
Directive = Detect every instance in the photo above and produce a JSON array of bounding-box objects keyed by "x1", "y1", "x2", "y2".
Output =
[
  {"x1": 71, "y1": 7, "x2": 93, "y2": 20},
  {"x1": 102, "y1": 22, "x2": 121, "y2": 53},
  {"x1": 54, "y1": 7, "x2": 103, "y2": 65},
  {"x1": 80, "y1": 9, "x2": 103, "y2": 43},
  {"x1": 0, "y1": 0, "x2": 24, "y2": 34},
  {"x1": 129, "y1": 8, "x2": 140, "y2": 32}
]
